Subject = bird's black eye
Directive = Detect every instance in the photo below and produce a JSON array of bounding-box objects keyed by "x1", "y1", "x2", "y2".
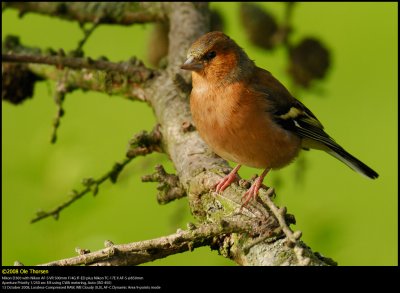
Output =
[{"x1": 204, "y1": 51, "x2": 216, "y2": 60}]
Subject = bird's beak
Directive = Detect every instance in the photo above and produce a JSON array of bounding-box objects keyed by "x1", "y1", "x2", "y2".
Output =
[{"x1": 181, "y1": 56, "x2": 203, "y2": 71}]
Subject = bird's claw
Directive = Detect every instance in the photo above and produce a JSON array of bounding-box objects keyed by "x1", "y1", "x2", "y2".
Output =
[
  {"x1": 214, "y1": 173, "x2": 240, "y2": 193},
  {"x1": 240, "y1": 175, "x2": 266, "y2": 208},
  {"x1": 241, "y1": 183, "x2": 259, "y2": 207}
]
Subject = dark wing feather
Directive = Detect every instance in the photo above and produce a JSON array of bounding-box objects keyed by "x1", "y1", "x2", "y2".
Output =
[
  {"x1": 271, "y1": 100, "x2": 378, "y2": 179},
  {"x1": 270, "y1": 97, "x2": 342, "y2": 150}
]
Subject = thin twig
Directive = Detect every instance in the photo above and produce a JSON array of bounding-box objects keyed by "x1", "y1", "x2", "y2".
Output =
[
  {"x1": 31, "y1": 156, "x2": 133, "y2": 224},
  {"x1": 259, "y1": 188, "x2": 311, "y2": 265},
  {"x1": 31, "y1": 127, "x2": 162, "y2": 223},
  {"x1": 73, "y1": 21, "x2": 100, "y2": 56},
  {"x1": 50, "y1": 69, "x2": 69, "y2": 144}
]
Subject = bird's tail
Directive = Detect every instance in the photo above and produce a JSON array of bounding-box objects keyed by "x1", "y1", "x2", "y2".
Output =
[{"x1": 326, "y1": 146, "x2": 379, "y2": 179}]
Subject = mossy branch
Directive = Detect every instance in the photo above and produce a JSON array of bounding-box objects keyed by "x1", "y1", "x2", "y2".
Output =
[
  {"x1": 4, "y1": 2, "x2": 167, "y2": 25},
  {"x1": 2, "y1": 53, "x2": 155, "y2": 82},
  {"x1": 29, "y1": 223, "x2": 246, "y2": 266}
]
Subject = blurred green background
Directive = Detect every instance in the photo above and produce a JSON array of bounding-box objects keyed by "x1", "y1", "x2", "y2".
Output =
[{"x1": 2, "y1": 2, "x2": 397, "y2": 266}]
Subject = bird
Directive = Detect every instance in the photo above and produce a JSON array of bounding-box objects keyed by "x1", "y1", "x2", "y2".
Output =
[{"x1": 181, "y1": 31, "x2": 378, "y2": 206}]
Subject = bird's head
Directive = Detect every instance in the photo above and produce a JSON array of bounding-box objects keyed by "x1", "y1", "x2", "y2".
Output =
[{"x1": 181, "y1": 31, "x2": 254, "y2": 83}]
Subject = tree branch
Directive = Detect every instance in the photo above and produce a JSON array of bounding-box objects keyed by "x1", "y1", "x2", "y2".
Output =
[
  {"x1": 4, "y1": 2, "x2": 167, "y2": 25},
  {"x1": 33, "y1": 223, "x2": 245, "y2": 266},
  {"x1": 2, "y1": 53, "x2": 154, "y2": 82},
  {"x1": 142, "y1": 164, "x2": 187, "y2": 204},
  {"x1": 2, "y1": 50, "x2": 155, "y2": 102}
]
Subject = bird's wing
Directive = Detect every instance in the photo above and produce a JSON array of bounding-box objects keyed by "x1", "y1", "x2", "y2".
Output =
[
  {"x1": 252, "y1": 68, "x2": 341, "y2": 150},
  {"x1": 251, "y1": 68, "x2": 378, "y2": 179},
  {"x1": 273, "y1": 99, "x2": 342, "y2": 150},
  {"x1": 272, "y1": 96, "x2": 380, "y2": 179}
]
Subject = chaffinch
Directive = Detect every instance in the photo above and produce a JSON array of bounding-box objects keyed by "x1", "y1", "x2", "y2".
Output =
[{"x1": 181, "y1": 31, "x2": 378, "y2": 206}]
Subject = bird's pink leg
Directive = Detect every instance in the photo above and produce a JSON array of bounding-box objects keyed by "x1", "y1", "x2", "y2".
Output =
[
  {"x1": 215, "y1": 165, "x2": 242, "y2": 193},
  {"x1": 241, "y1": 168, "x2": 271, "y2": 207}
]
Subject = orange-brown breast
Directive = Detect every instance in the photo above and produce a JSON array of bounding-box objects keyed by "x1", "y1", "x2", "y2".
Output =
[{"x1": 190, "y1": 74, "x2": 302, "y2": 169}]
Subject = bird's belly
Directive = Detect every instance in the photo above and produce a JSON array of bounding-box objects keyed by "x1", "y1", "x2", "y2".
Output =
[
  {"x1": 193, "y1": 109, "x2": 301, "y2": 169},
  {"x1": 190, "y1": 82, "x2": 302, "y2": 170},
  {"x1": 207, "y1": 129, "x2": 300, "y2": 169}
]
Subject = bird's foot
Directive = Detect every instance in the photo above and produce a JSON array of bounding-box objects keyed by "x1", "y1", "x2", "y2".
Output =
[
  {"x1": 215, "y1": 173, "x2": 240, "y2": 193},
  {"x1": 240, "y1": 168, "x2": 271, "y2": 208},
  {"x1": 241, "y1": 176, "x2": 263, "y2": 207},
  {"x1": 214, "y1": 165, "x2": 242, "y2": 193}
]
